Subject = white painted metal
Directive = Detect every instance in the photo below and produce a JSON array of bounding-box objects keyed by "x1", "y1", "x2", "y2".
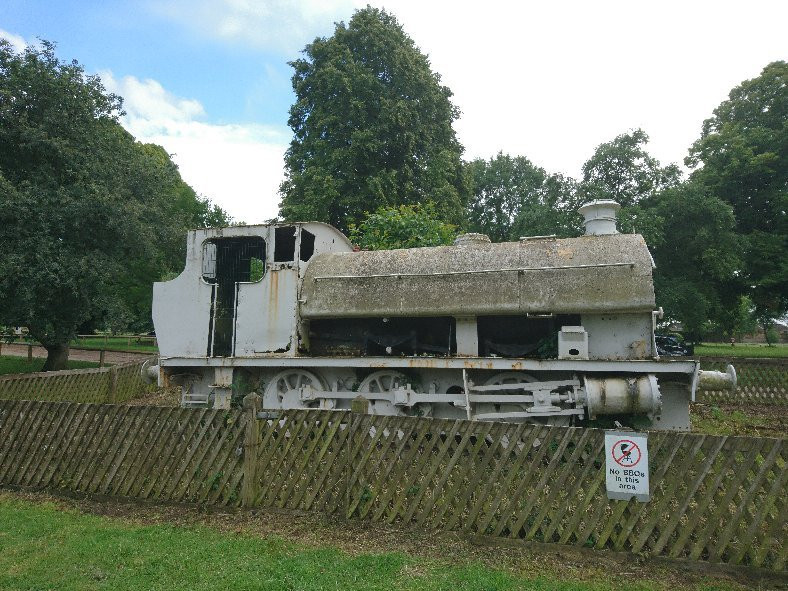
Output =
[
  {"x1": 151, "y1": 202, "x2": 711, "y2": 430},
  {"x1": 558, "y1": 326, "x2": 589, "y2": 360},
  {"x1": 455, "y1": 316, "x2": 479, "y2": 356},
  {"x1": 578, "y1": 200, "x2": 621, "y2": 235}
]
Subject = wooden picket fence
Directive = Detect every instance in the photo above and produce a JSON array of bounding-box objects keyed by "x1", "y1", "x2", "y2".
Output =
[
  {"x1": 0, "y1": 397, "x2": 784, "y2": 571},
  {"x1": 0, "y1": 401, "x2": 244, "y2": 505},
  {"x1": 697, "y1": 358, "x2": 787, "y2": 405},
  {"x1": 0, "y1": 358, "x2": 155, "y2": 404}
]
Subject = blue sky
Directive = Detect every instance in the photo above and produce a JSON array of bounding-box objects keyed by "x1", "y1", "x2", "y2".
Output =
[{"x1": 2, "y1": 0, "x2": 787, "y2": 223}]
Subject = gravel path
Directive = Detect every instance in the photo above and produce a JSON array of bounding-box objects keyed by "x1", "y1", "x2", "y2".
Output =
[{"x1": 0, "y1": 343, "x2": 151, "y2": 364}]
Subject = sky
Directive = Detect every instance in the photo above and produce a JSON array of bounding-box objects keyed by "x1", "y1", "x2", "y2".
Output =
[{"x1": 2, "y1": 0, "x2": 786, "y2": 223}]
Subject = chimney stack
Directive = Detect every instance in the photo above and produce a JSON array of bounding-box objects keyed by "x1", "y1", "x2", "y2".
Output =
[{"x1": 578, "y1": 200, "x2": 621, "y2": 236}]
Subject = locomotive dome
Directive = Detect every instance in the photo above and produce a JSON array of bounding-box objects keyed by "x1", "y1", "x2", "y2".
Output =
[{"x1": 300, "y1": 232, "x2": 656, "y2": 318}]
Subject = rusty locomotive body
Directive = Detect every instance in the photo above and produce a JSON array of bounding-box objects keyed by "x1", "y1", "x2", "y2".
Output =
[{"x1": 151, "y1": 201, "x2": 733, "y2": 430}]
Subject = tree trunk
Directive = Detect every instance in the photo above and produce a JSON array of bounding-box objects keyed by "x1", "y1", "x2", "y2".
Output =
[{"x1": 42, "y1": 343, "x2": 70, "y2": 371}]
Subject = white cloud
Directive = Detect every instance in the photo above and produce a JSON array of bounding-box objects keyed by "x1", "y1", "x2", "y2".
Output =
[
  {"x1": 0, "y1": 29, "x2": 31, "y2": 53},
  {"x1": 149, "y1": 0, "x2": 788, "y2": 180},
  {"x1": 375, "y1": 0, "x2": 788, "y2": 176},
  {"x1": 151, "y1": 0, "x2": 356, "y2": 55},
  {"x1": 102, "y1": 72, "x2": 289, "y2": 223}
]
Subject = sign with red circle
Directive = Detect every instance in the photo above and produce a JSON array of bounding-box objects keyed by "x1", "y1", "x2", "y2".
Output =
[
  {"x1": 605, "y1": 431, "x2": 649, "y2": 502},
  {"x1": 611, "y1": 439, "x2": 642, "y2": 467}
]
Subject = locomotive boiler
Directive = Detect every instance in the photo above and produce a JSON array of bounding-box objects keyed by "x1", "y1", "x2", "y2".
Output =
[{"x1": 151, "y1": 200, "x2": 735, "y2": 430}]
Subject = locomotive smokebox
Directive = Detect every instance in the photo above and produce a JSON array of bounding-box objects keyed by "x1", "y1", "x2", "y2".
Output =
[{"x1": 578, "y1": 200, "x2": 621, "y2": 235}]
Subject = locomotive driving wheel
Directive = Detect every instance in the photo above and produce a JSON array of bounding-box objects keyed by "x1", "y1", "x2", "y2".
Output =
[
  {"x1": 481, "y1": 372, "x2": 572, "y2": 426},
  {"x1": 357, "y1": 370, "x2": 426, "y2": 416},
  {"x1": 262, "y1": 369, "x2": 333, "y2": 410}
]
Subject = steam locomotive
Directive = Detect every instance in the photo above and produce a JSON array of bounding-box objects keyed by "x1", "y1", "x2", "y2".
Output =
[{"x1": 151, "y1": 200, "x2": 735, "y2": 431}]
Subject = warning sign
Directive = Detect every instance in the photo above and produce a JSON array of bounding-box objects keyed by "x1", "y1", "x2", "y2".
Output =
[{"x1": 605, "y1": 431, "x2": 649, "y2": 502}]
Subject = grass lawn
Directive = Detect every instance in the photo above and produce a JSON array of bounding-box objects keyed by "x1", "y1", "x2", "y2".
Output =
[
  {"x1": 691, "y1": 403, "x2": 785, "y2": 438},
  {"x1": 0, "y1": 355, "x2": 102, "y2": 376},
  {"x1": 695, "y1": 343, "x2": 787, "y2": 358},
  {"x1": 69, "y1": 336, "x2": 158, "y2": 354},
  {"x1": 4, "y1": 336, "x2": 157, "y2": 354},
  {"x1": 0, "y1": 492, "x2": 761, "y2": 591}
]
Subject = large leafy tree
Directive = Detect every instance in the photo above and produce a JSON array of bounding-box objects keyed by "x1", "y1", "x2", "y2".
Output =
[
  {"x1": 109, "y1": 143, "x2": 232, "y2": 333},
  {"x1": 649, "y1": 183, "x2": 742, "y2": 341},
  {"x1": 0, "y1": 41, "x2": 226, "y2": 369},
  {"x1": 579, "y1": 129, "x2": 681, "y2": 247},
  {"x1": 466, "y1": 153, "x2": 581, "y2": 242},
  {"x1": 279, "y1": 7, "x2": 468, "y2": 232},
  {"x1": 686, "y1": 61, "x2": 788, "y2": 326},
  {"x1": 581, "y1": 129, "x2": 682, "y2": 208},
  {"x1": 576, "y1": 130, "x2": 746, "y2": 338}
]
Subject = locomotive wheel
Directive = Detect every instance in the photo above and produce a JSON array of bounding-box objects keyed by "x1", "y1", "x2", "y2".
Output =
[
  {"x1": 262, "y1": 369, "x2": 333, "y2": 410},
  {"x1": 357, "y1": 370, "x2": 422, "y2": 416},
  {"x1": 483, "y1": 372, "x2": 570, "y2": 426},
  {"x1": 484, "y1": 372, "x2": 539, "y2": 387}
]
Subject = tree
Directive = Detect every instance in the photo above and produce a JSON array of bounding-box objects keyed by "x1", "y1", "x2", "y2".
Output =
[
  {"x1": 348, "y1": 203, "x2": 457, "y2": 250},
  {"x1": 579, "y1": 129, "x2": 681, "y2": 248},
  {"x1": 648, "y1": 182, "x2": 742, "y2": 341},
  {"x1": 581, "y1": 129, "x2": 681, "y2": 208},
  {"x1": 278, "y1": 7, "x2": 468, "y2": 232},
  {"x1": 110, "y1": 143, "x2": 232, "y2": 333},
  {"x1": 686, "y1": 61, "x2": 788, "y2": 324},
  {"x1": 466, "y1": 153, "x2": 581, "y2": 242},
  {"x1": 0, "y1": 41, "x2": 227, "y2": 369}
]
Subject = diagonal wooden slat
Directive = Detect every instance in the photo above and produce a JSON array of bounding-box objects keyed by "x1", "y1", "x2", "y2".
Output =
[
  {"x1": 9, "y1": 401, "x2": 62, "y2": 486},
  {"x1": 650, "y1": 436, "x2": 728, "y2": 555},
  {"x1": 430, "y1": 422, "x2": 497, "y2": 528},
  {"x1": 475, "y1": 424, "x2": 547, "y2": 537},
  {"x1": 708, "y1": 439, "x2": 782, "y2": 563},
  {"x1": 398, "y1": 420, "x2": 464, "y2": 524},
  {"x1": 525, "y1": 428, "x2": 594, "y2": 541},
  {"x1": 666, "y1": 436, "x2": 741, "y2": 558},
  {"x1": 687, "y1": 439, "x2": 768, "y2": 561},
  {"x1": 630, "y1": 435, "x2": 709, "y2": 554},
  {"x1": 373, "y1": 418, "x2": 443, "y2": 523},
  {"x1": 730, "y1": 448, "x2": 787, "y2": 566},
  {"x1": 290, "y1": 413, "x2": 346, "y2": 509},
  {"x1": 460, "y1": 422, "x2": 526, "y2": 533}
]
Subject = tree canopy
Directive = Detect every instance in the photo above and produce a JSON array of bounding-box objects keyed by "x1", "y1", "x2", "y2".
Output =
[
  {"x1": 466, "y1": 153, "x2": 581, "y2": 242},
  {"x1": 0, "y1": 40, "x2": 227, "y2": 368},
  {"x1": 686, "y1": 61, "x2": 788, "y2": 325},
  {"x1": 278, "y1": 7, "x2": 468, "y2": 232},
  {"x1": 348, "y1": 203, "x2": 457, "y2": 250}
]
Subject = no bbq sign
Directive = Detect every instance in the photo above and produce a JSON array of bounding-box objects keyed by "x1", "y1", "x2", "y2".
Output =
[{"x1": 605, "y1": 431, "x2": 650, "y2": 502}]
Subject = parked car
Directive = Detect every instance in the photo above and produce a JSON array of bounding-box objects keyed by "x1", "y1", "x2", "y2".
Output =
[{"x1": 655, "y1": 334, "x2": 693, "y2": 357}]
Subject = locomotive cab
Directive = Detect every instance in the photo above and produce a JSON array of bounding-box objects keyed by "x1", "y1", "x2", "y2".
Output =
[{"x1": 152, "y1": 222, "x2": 352, "y2": 361}]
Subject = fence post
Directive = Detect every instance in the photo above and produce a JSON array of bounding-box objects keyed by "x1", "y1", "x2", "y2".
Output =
[
  {"x1": 107, "y1": 366, "x2": 118, "y2": 404},
  {"x1": 99, "y1": 349, "x2": 105, "y2": 368},
  {"x1": 27, "y1": 344, "x2": 33, "y2": 362},
  {"x1": 347, "y1": 395, "x2": 369, "y2": 517},
  {"x1": 241, "y1": 392, "x2": 261, "y2": 507}
]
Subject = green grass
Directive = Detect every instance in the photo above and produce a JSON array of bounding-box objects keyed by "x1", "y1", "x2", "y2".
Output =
[
  {"x1": 691, "y1": 403, "x2": 785, "y2": 438},
  {"x1": 4, "y1": 336, "x2": 157, "y2": 354},
  {"x1": 0, "y1": 355, "x2": 102, "y2": 376},
  {"x1": 695, "y1": 342, "x2": 787, "y2": 358},
  {"x1": 69, "y1": 337, "x2": 158, "y2": 353},
  {"x1": 0, "y1": 496, "x2": 742, "y2": 591}
]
